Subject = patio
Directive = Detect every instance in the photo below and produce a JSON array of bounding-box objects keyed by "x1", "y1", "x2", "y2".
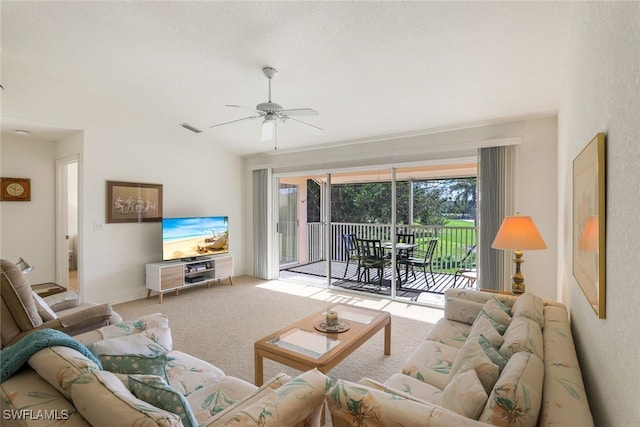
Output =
[{"x1": 282, "y1": 259, "x2": 477, "y2": 303}]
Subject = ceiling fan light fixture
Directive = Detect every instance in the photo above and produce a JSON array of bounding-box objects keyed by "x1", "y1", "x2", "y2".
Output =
[{"x1": 261, "y1": 116, "x2": 275, "y2": 141}]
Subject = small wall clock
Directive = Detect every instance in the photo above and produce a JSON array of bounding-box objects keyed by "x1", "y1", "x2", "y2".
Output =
[{"x1": 0, "y1": 177, "x2": 31, "y2": 201}]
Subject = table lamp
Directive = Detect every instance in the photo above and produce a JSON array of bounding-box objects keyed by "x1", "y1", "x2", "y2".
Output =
[
  {"x1": 16, "y1": 257, "x2": 34, "y2": 274},
  {"x1": 492, "y1": 213, "x2": 546, "y2": 294}
]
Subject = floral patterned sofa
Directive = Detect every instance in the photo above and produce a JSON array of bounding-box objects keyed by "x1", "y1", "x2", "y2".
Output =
[
  {"x1": 326, "y1": 289, "x2": 595, "y2": 427},
  {"x1": 1, "y1": 313, "x2": 332, "y2": 427}
]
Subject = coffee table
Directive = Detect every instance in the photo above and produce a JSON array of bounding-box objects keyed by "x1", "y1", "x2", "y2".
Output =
[{"x1": 254, "y1": 303, "x2": 391, "y2": 386}]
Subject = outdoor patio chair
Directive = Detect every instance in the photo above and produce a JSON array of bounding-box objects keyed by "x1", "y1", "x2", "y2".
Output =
[
  {"x1": 356, "y1": 238, "x2": 390, "y2": 289},
  {"x1": 396, "y1": 233, "x2": 416, "y2": 260},
  {"x1": 342, "y1": 233, "x2": 360, "y2": 279},
  {"x1": 453, "y1": 244, "x2": 477, "y2": 288},
  {"x1": 399, "y1": 238, "x2": 438, "y2": 289}
]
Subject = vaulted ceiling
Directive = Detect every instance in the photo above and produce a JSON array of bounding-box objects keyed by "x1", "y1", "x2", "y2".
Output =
[{"x1": 1, "y1": 1, "x2": 570, "y2": 155}]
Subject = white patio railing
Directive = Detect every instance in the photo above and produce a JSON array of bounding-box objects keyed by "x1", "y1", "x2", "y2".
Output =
[{"x1": 306, "y1": 222, "x2": 477, "y2": 273}]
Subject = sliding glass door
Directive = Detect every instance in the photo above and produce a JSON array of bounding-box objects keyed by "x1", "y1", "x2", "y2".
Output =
[{"x1": 278, "y1": 183, "x2": 298, "y2": 267}]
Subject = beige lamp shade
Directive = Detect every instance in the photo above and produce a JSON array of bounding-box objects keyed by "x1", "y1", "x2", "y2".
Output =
[{"x1": 492, "y1": 214, "x2": 547, "y2": 250}]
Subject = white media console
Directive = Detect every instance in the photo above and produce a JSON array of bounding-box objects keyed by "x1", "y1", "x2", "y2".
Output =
[{"x1": 145, "y1": 255, "x2": 233, "y2": 303}]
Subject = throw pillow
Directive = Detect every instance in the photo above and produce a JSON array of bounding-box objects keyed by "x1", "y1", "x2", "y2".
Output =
[
  {"x1": 442, "y1": 368, "x2": 488, "y2": 419},
  {"x1": 32, "y1": 291, "x2": 58, "y2": 321},
  {"x1": 478, "y1": 298, "x2": 512, "y2": 333},
  {"x1": 468, "y1": 315, "x2": 504, "y2": 348},
  {"x1": 444, "y1": 297, "x2": 485, "y2": 324},
  {"x1": 71, "y1": 370, "x2": 182, "y2": 427},
  {"x1": 89, "y1": 326, "x2": 172, "y2": 357},
  {"x1": 128, "y1": 374, "x2": 198, "y2": 427},
  {"x1": 478, "y1": 352, "x2": 544, "y2": 427},
  {"x1": 448, "y1": 336, "x2": 500, "y2": 395},
  {"x1": 493, "y1": 296, "x2": 512, "y2": 315},
  {"x1": 477, "y1": 334, "x2": 508, "y2": 373},
  {"x1": 99, "y1": 354, "x2": 168, "y2": 381},
  {"x1": 499, "y1": 316, "x2": 543, "y2": 360},
  {"x1": 511, "y1": 293, "x2": 545, "y2": 329}
]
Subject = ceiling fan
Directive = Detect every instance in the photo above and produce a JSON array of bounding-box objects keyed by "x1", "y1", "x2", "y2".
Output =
[{"x1": 209, "y1": 67, "x2": 322, "y2": 145}]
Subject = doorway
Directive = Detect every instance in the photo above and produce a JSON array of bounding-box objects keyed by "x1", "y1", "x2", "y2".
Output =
[{"x1": 56, "y1": 156, "x2": 79, "y2": 290}]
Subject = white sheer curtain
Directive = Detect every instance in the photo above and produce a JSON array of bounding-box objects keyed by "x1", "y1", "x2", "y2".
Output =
[
  {"x1": 477, "y1": 146, "x2": 515, "y2": 290},
  {"x1": 252, "y1": 169, "x2": 270, "y2": 279}
]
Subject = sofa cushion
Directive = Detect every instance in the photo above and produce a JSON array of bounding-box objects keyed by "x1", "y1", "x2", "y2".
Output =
[
  {"x1": 448, "y1": 336, "x2": 500, "y2": 395},
  {"x1": 425, "y1": 318, "x2": 472, "y2": 349},
  {"x1": 327, "y1": 379, "x2": 484, "y2": 427},
  {"x1": 540, "y1": 305, "x2": 594, "y2": 427},
  {"x1": 27, "y1": 346, "x2": 101, "y2": 399},
  {"x1": 381, "y1": 373, "x2": 443, "y2": 405},
  {"x1": 444, "y1": 297, "x2": 484, "y2": 324},
  {"x1": 0, "y1": 367, "x2": 91, "y2": 426},
  {"x1": 442, "y1": 368, "x2": 488, "y2": 419},
  {"x1": 187, "y1": 375, "x2": 259, "y2": 424},
  {"x1": 499, "y1": 317, "x2": 543, "y2": 360},
  {"x1": 88, "y1": 326, "x2": 173, "y2": 357},
  {"x1": 401, "y1": 340, "x2": 459, "y2": 389},
  {"x1": 71, "y1": 370, "x2": 182, "y2": 427},
  {"x1": 511, "y1": 293, "x2": 544, "y2": 329},
  {"x1": 128, "y1": 374, "x2": 198, "y2": 427},
  {"x1": 478, "y1": 351, "x2": 544, "y2": 427},
  {"x1": 166, "y1": 350, "x2": 226, "y2": 396},
  {"x1": 99, "y1": 354, "x2": 169, "y2": 380},
  {"x1": 204, "y1": 373, "x2": 291, "y2": 426},
  {"x1": 468, "y1": 315, "x2": 504, "y2": 348},
  {"x1": 215, "y1": 368, "x2": 331, "y2": 427},
  {"x1": 99, "y1": 313, "x2": 170, "y2": 339},
  {"x1": 478, "y1": 298, "x2": 512, "y2": 334}
]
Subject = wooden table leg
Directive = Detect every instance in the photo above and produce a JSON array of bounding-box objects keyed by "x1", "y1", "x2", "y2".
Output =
[
  {"x1": 146, "y1": 289, "x2": 152, "y2": 299},
  {"x1": 254, "y1": 348, "x2": 264, "y2": 386},
  {"x1": 384, "y1": 319, "x2": 391, "y2": 355}
]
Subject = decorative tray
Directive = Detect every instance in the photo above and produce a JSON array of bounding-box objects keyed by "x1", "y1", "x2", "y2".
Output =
[{"x1": 314, "y1": 320, "x2": 350, "y2": 333}]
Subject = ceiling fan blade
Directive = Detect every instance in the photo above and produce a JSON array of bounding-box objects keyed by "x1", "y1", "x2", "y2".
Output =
[
  {"x1": 282, "y1": 116, "x2": 323, "y2": 135},
  {"x1": 226, "y1": 104, "x2": 264, "y2": 115},
  {"x1": 279, "y1": 108, "x2": 318, "y2": 116},
  {"x1": 209, "y1": 115, "x2": 260, "y2": 128},
  {"x1": 260, "y1": 119, "x2": 275, "y2": 141}
]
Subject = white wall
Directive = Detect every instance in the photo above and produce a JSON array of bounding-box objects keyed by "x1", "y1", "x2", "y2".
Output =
[
  {"x1": 2, "y1": 112, "x2": 245, "y2": 305},
  {"x1": 558, "y1": 2, "x2": 640, "y2": 425},
  {"x1": 0, "y1": 136, "x2": 57, "y2": 284},
  {"x1": 246, "y1": 115, "x2": 559, "y2": 301}
]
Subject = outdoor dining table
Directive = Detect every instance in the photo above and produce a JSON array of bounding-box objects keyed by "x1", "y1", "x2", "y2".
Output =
[{"x1": 381, "y1": 242, "x2": 418, "y2": 285}]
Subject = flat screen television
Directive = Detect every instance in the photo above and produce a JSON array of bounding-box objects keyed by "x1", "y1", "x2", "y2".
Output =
[{"x1": 162, "y1": 216, "x2": 229, "y2": 261}]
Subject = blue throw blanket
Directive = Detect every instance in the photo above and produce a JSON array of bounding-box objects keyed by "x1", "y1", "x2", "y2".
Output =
[{"x1": 1, "y1": 329, "x2": 102, "y2": 382}]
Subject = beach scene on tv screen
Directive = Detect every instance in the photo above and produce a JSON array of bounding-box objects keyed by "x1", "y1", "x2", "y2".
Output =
[{"x1": 163, "y1": 216, "x2": 228, "y2": 260}]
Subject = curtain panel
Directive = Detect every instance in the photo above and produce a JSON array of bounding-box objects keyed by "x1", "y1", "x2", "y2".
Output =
[{"x1": 477, "y1": 146, "x2": 515, "y2": 290}]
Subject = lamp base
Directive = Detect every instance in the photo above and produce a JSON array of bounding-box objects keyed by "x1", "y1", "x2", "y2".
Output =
[{"x1": 511, "y1": 250, "x2": 525, "y2": 294}]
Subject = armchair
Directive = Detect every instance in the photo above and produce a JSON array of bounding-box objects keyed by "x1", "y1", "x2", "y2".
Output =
[{"x1": 0, "y1": 259, "x2": 120, "y2": 349}]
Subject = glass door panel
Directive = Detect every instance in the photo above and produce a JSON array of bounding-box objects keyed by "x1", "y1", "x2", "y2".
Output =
[
  {"x1": 329, "y1": 168, "x2": 394, "y2": 293},
  {"x1": 278, "y1": 183, "x2": 298, "y2": 267}
]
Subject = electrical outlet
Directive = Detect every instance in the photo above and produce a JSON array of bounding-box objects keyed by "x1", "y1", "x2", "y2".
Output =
[{"x1": 93, "y1": 221, "x2": 103, "y2": 231}]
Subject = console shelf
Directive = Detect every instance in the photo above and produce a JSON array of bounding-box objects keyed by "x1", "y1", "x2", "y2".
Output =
[{"x1": 145, "y1": 255, "x2": 233, "y2": 303}]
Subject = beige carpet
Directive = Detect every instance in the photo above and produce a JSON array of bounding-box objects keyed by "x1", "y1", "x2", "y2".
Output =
[{"x1": 114, "y1": 275, "x2": 440, "y2": 385}]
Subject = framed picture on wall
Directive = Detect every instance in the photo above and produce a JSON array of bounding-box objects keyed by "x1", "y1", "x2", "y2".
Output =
[
  {"x1": 572, "y1": 132, "x2": 606, "y2": 319},
  {"x1": 106, "y1": 181, "x2": 163, "y2": 223}
]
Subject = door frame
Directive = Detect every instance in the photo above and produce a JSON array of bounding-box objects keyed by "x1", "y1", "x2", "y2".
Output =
[{"x1": 55, "y1": 155, "x2": 79, "y2": 289}]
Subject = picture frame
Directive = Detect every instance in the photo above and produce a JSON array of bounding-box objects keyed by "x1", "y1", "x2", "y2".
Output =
[
  {"x1": 572, "y1": 132, "x2": 606, "y2": 319},
  {"x1": 106, "y1": 181, "x2": 163, "y2": 223}
]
